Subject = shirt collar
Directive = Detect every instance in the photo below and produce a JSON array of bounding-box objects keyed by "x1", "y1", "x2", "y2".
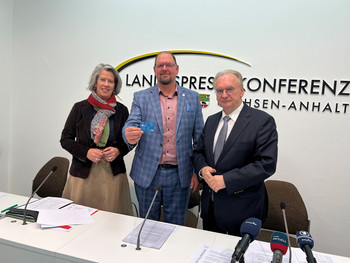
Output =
[
  {"x1": 221, "y1": 102, "x2": 244, "y2": 122},
  {"x1": 158, "y1": 86, "x2": 178, "y2": 98}
]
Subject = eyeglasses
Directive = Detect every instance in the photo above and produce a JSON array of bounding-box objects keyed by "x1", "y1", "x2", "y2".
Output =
[
  {"x1": 215, "y1": 88, "x2": 235, "y2": 96},
  {"x1": 155, "y1": 63, "x2": 176, "y2": 69}
]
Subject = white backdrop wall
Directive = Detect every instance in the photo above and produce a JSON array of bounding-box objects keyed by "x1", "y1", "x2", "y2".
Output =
[
  {"x1": 1, "y1": 0, "x2": 350, "y2": 257},
  {"x1": 0, "y1": 0, "x2": 12, "y2": 192}
]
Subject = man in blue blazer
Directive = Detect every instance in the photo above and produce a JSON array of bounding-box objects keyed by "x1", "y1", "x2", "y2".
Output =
[
  {"x1": 193, "y1": 69, "x2": 278, "y2": 235},
  {"x1": 122, "y1": 52, "x2": 204, "y2": 225}
]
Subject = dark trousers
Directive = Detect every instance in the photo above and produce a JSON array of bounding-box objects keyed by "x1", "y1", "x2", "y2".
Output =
[{"x1": 202, "y1": 198, "x2": 241, "y2": 237}]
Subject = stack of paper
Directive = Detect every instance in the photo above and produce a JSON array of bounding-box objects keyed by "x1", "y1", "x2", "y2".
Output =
[{"x1": 26, "y1": 197, "x2": 97, "y2": 230}]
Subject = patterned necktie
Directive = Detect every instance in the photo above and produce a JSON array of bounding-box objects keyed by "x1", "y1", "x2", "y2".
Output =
[{"x1": 214, "y1": 116, "x2": 230, "y2": 164}]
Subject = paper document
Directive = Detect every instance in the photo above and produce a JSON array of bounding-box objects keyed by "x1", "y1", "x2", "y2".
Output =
[
  {"x1": 189, "y1": 241, "x2": 338, "y2": 263},
  {"x1": 60, "y1": 203, "x2": 98, "y2": 215},
  {"x1": 0, "y1": 192, "x2": 5, "y2": 198},
  {"x1": 37, "y1": 208, "x2": 93, "y2": 227},
  {"x1": 25, "y1": 197, "x2": 73, "y2": 211},
  {"x1": 123, "y1": 220, "x2": 176, "y2": 249},
  {"x1": 40, "y1": 203, "x2": 98, "y2": 230},
  {"x1": 26, "y1": 197, "x2": 95, "y2": 227},
  {"x1": 246, "y1": 241, "x2": 338, "y2": 263},
  {"x1": 188, "y1": 244, "x2": 233, "y2": 263}
]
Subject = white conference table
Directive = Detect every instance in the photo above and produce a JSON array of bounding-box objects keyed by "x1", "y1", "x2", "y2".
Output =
[
  {"x1": 0, "y1": 192, "x2": 108, "y2": 262},
  {"x1": 1, "y1": 192, "x2": 350, "y2": 263}
]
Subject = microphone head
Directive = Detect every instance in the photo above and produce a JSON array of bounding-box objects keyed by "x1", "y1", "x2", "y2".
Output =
[
  {"x1": 240, "y1": 217, "x2": 262, "y2": 242},
  {"x1": 156, "y1": 185, "x2": 161, "y2": 191},
  {"x1": 296, "y1": 231, "x2": 314, "y2": 250},
  {"x1": 280, "y1": 202, "x2": 286, "y2": 210},
  {"x1": 51, "y1": 166, "x2": 58, "y2": 172},
  {"x1": 270, "y1": 231, "x2": 289, "y2": 255}
]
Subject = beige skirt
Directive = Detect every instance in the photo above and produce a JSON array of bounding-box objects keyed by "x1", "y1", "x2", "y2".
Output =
[{"x1": 62, "y1": 159, "x2": 133, "y2": 216}]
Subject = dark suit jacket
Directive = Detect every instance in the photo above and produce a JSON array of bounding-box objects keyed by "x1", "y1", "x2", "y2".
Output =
[
  {"x1": 193, "y1": 103, "x2": 278, "y2": 233},
  {"x1": 60, "y1": 99, "x2": 130, "y2": 179}
]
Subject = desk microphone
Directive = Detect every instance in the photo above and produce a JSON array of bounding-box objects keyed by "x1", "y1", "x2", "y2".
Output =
[
  {"x1": 22, "y1": 166, "x2": 57, "y2": 225},
  {"x1": 280, "y1": 202, "x2": 292, "y2": 263},
  {"x1": 270, "y1": 231, "x2": 289, "y2": 263},
  {"x1": 231, "y1": 217, "x2": 262, "y2": 263},
  {"x1": 296, "y1": 231, "x2": 317, "y2": 263},
  {"x1": 136, "y1": 185, "x2": 161, "y2": 250}
]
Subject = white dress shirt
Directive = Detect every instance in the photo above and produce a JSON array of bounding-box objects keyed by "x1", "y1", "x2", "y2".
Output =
[
  {"x1": 198, "y1": 103, "x2": 244, "y2": 179},
  {"x1": 212, "y1": 102, "x2": 244, "y2": 153}
]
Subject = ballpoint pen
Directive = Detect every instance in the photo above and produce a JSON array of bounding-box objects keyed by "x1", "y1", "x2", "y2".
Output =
[{"x1": 1, "y1": 204, "x2": 18, "y2": 213}]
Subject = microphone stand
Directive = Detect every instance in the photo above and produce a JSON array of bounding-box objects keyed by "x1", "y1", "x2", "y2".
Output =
[
  {"x1": 23, "y1": 166, "x2": 57, "y2": 225},
  {"x1": 231, "y1": 236, "x2": 249, "y2": 263},
  {"x1": 231, "y1": 255, "x2": 245, "y2": 263},
  {"x1": 305, "y1": 247, "x2": 317, "y2": 263},
  {"x1": 280, "y1": 202, "x2": 292, "y2": 263},
  {"x1": 136, "y1": 185, "x2": 161, "y2": 250}
]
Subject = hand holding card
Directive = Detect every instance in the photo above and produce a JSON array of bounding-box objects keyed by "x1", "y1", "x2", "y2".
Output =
[
  {"x1": 124, "y1": 127, "x2": 144, "y2": 145},
  {"x1": 140, "y1": 122, "x2": 155, "y2": 132}
]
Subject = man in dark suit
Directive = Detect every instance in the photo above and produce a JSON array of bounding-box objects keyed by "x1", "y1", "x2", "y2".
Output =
[{"x1": 193, "y1": 69, "x2": 278, "y2": 235}]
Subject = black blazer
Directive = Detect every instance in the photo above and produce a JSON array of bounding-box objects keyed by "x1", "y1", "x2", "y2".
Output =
[
  {"x1": 60, "y1": 99, "x2": 130, "y2": 179},
  {"x1": 193, "y1": 103, "x2": 278, "y2": 233}
]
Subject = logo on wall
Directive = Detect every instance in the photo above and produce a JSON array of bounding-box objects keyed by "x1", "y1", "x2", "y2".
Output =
[
  {"x1": 199, "y1": 94, "x2": 210, "y2": 108},
  {"x1": 115, "y1": 50, "x2": 250, "y2": 110},
  {"x1": 115, "y1": 50, "x2": 251, "y2": 72},
  {"x1": 115, "y1": 50, "x2": 350, "y2": 114}
]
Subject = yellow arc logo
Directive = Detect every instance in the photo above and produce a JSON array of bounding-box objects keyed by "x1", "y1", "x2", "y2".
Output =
[{"x1": 115, "y1": 50, "x2": 251, "y2": 72}]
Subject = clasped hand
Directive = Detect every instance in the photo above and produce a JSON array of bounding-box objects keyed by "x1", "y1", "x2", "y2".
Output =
[
  {"x1": 87, "y1": 147, "x2": 120, "y2": 163},
  {"x1": 201, "y1": 166, "x2": 226, "y2": 193}
]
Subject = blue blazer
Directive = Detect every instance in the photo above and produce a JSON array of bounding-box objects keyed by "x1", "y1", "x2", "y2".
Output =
[
  {"x1": 193, "y1": 103, "x2": 278, "y2": 233},
  {"x1": 123, "y1": 85, "x2": 204, "y2": 188}
]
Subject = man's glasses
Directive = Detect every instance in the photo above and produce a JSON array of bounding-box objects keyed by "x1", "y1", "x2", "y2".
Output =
[
  {"x1": 155, "y1": 63, "x2": 176, "y2": 69},
  {"x1": 215, "y1": 88, "x2": 235, "y2": 96}
]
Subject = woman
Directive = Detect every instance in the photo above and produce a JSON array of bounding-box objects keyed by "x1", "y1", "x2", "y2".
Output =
[{"x1": 60, "y1": 63, "x2": 133, "y2": 215}]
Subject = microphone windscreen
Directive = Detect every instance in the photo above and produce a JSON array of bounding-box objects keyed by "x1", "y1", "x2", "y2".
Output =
[
  {"x1": 270, "y1": 232, "x2": 288, "y2": 255},
  {"x1": 240, "y1": 217, "x2": 262, "y2": 241},
  {"x1": 156, "y1": 185, "x2": 161, "y2": 191},
  {"x1": 51, "y1": 166, "x2": 58, "y2": 172},
  {"x1": 296, "y1": 231, "x2": 314, "y2": 250},
  {"x1": 280, "y1": 202, "x2": 286, "y2": 209}
]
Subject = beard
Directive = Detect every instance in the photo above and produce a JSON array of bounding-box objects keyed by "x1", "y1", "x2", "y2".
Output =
[{"x1": 158, "y1": 75, "x2": 173, "y2": 85}]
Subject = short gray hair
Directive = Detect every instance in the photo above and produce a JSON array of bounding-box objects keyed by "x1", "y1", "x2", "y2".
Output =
[
  {"x1": 87, "y1": 63, "x2": 122, "y2": 95},
  {"x1": 213, "y1": 69, "x2": 243, "y2": 88}
]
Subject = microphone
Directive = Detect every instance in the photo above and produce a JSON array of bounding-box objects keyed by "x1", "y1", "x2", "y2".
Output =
[
  {"x1": 270, "y1": 231, "x2": 289, "y2": 263},
  {"x1": 231, "y1": 217, "x2": 262, "y2": 263},
  {"x1": 136, "y1": 185, "x2": 161, "y2": 250},
  {"x1": 280, "y1": 202, "x2": 292, "y2": 263},
  {"x1": 21, "y1": 166, "x2": 57, "y2": 225},
  {"x1": 296, "y1": 231, "x2": 317, "y2": 263}
]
